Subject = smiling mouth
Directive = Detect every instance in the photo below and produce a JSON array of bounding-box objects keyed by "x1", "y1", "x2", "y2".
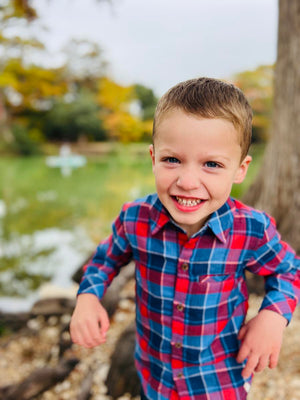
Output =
[{"x1": 175, "y1": 196, "x2": 202, "y2": 207}]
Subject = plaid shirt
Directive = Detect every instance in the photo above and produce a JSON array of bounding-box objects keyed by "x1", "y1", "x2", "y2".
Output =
[{"x1": 78, "y1": 194, "x2": 300, "y2": 400}]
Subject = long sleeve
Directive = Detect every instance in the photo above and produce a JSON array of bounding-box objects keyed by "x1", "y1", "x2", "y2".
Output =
[
  {"x1": 78, "y1": 205, "x2": 133, "y2": 300},
  {"x1": 246, "y1": 213, "x2": 300, "y2": 322}
]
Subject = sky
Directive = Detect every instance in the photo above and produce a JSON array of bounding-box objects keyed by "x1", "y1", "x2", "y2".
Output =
[{"x1": 33, "y1": 0, "x2": 278, "y2": 96}]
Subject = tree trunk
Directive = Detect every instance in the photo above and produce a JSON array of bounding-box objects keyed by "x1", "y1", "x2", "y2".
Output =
[{"x1": 243, "y1": 0, "x2": 300, "y2": 252}]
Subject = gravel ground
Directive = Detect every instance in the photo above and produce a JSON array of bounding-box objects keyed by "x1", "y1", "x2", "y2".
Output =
[{"x1": 0, "y1": 290, "x2": 299, "y2": 400}]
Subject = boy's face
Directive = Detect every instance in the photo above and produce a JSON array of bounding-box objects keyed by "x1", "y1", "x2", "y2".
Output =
[{"x1": 150, "y1": 109, "x2": 251, "y2": 237}]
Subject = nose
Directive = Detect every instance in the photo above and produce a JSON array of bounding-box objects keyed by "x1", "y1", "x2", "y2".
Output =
[{"x1": 176, "y1": 166, "x2": 200, "y2": 191}]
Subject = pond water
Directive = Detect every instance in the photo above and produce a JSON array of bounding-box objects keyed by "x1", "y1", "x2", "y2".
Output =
[
  {"x1": 0, "y1": 144, "x2": 263, "y2": 312},
  {"x1": 0, "y1": 224, "x2": 93, "y2": 312},
  {"x1": 0, "y1": 146, "x2": 155, "y2": 312}
]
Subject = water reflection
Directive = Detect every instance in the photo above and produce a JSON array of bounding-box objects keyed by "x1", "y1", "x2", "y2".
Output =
[
  {"x1": 0, "y1": 221, "x2": 93, "y2": 312},
  {"x1": 0, "y1": 149, "x2": 156, "y2": 312}
]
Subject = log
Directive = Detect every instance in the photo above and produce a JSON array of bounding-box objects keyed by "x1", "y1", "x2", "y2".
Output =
[
  {"x1": 0, "y1": 298, "x2": 75, "y2": 335},
  {"x1": 77, "y1": 369, "x2": 94, "y2": 400},
  {"x1": 101, "y1": 262, "x2": 136, "y2": 317},
  {"x1": 105, "y1": 321, "x2": 140, "y2": 399},
  {"x1": 58, "y1": 323, "x2": 73, "y2": 358},
  {"x1": 30, "y1": 297, "x2": 76, "y2": 317},
  {"x1": 0, "y1": 358, "x2": 79, "y2": 400},
  {"x1": 0, "y1": 311, "x2": 31, "y2": 333},
  {"x1": 75, "y1": 261, "x2": 136, "y2": 318}
]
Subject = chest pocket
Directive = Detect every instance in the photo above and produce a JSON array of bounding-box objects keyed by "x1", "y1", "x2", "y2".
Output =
[{"x1": 189, "y1": 262, "x2": 240, "y2": 294}]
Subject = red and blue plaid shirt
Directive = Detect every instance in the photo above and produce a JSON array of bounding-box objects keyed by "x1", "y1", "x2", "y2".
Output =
[{"x1": 78, "y1": 194, "x2": 300, "y2": 400}]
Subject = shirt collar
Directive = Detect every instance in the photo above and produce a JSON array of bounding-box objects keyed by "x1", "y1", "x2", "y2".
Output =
[
  {"x1": 149, "y1": 194, "x2": 235, "y2": 242},
  {"x1": 149, "y1": 195, "x2": 172, "y2": 235},
  {"x1": 207, "y1": 198, "x2": 235, "y2": 243}
]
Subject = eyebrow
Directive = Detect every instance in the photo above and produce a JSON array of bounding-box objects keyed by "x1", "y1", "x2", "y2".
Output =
[
  {"x1": 204, "y1": 154, "x2": 232, "y2": 162},
  {"x1": 158, "y1": 147, "x2": 232, "y2": 162}
]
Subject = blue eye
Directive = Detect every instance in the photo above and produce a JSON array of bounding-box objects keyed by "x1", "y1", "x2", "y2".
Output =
[
  {"x1": 205, "y1": 161, "x2": 220, "y2": 168},
  {"x1": 164, "y1": 157, "x2": 180, "y2": 164}
]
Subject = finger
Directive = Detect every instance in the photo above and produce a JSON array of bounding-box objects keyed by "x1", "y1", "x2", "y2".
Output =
[
  {"x1": 86, "y1": 320, "x2": 106, "y2": 347},
  {"x1": 236, "y1": 343, "x2": 251, "y2": 364},
  {"x1": 254, "y1": 355, "x2": 269, "y2": 373},
  {"x1": 71, "y1": 328, "x2": 93, "y2": 348},
  {"x1": 269, "y1": 351, "x2": 280, "y2": 369},
  {"x1": 73, "y1": 319, "x2": 102, "y2": 348},
  {"x1": 98, "y1": 312, "x2": 110, "y2": 339},
  {"x1": 237, "y1": 325, "x2": 247, "y2": 341},
  {"x1": 242, "y1": 354, "x2": 259, "y2": 379}
]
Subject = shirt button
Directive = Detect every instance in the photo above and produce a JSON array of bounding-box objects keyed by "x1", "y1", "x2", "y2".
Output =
[
  {"x1": 177, "y1": 372, "x2": 183, "y2": 379},
  {"x1": 182, "y1": 263, "x2": 189, "y2": 271},
  {"x1": 176, "y1": 304, "x2": 184, "y2": 312},
  {"x1": 175, "y1": 342, "x2": 182, "y2": 349}
]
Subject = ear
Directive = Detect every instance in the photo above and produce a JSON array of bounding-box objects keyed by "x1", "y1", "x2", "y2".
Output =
[
  {"x1": 149, "y1": 144, "x2": 155, "y2": 169},
  {"x1": 234, "y1": 155, "x2": 252, "y2": 184}
]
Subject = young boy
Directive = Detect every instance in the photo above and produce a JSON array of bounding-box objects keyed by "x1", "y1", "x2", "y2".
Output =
[{"x1": 70, "y1": 78, "x2": 300, "y2": 400}]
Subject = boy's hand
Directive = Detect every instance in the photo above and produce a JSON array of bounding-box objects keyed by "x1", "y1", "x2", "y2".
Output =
[
  {"x1": 236, "y1": 309, "x2": 287, "y2": 379},
  {"x1": 70, "y1": 293, "x2": 110, "y2": 348}
]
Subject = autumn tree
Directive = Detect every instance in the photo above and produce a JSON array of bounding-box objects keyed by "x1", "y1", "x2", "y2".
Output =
[
  {"x1": 244, "y1": 0, "x2": 300, "y2": 252},
  {"x1": 233, "y1": 65, "x2": 274, "y2": 143},
  {"x1": 0, "y1": 0, "x2": 114, "y2": 151},
  {"x1": 97, "y1": 77, "x2": 153, "y2": 142},
  {"x1": 0, "y1": 0, "x2": 39, "y2": 143}
]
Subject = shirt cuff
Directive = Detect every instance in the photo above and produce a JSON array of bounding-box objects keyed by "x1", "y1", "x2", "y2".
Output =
[{"x1": 259, "y1": 291, "x2": 297, "y2": 323}]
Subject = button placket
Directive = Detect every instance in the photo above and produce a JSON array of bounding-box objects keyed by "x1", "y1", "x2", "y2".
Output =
[
  {"x1": 181, "y1": 262, "x2": 189, "y2": 271},
  {"x1": 171, "y1": 255, "x2": 191, "y2": 386}
]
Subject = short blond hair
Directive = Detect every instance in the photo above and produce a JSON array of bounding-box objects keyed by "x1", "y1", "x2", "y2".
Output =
[{"x1": 153, "y1": 78, "x2": 253, "y2": 160}]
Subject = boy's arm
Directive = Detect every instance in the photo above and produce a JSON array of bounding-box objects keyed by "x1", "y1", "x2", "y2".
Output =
[
  {"x1": 70, "y1": 206, "x2": 133, "y2": 347},
  {"x1": 70, "y1": 293, "x2": 110, "y2": 348},
  {"x1": 246, "y1": 213, "x2": 300, "y2": 322},
  {"x1": 78, "y1": 205, "x2": 133, "y2": 300},
  {"x1": 238, "y1": 213, "x2": 300, "y2": 377}
]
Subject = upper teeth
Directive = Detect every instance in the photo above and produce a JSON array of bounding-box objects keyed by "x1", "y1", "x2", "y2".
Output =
[{"x1": 176, "y1": 197, "x2": 201, "y2": 206}]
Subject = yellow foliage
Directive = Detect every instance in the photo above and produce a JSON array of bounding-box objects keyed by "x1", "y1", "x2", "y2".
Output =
[
  {"x1": 0, "y1": 71, "x2": 19, "y2": 87},
  {"x1": 5, "y1": 0, "x2": 38, "y2": 21},
  {"x1": 142, "y1": 119, "x2": 154, "y2": 139},
  {"x1": 103, "y1": 111, "x2": 144, "y2": 142},
  {"x1": 0, "y1": 59, "x2": 68, "y2": 110},
  {"x1": 97, "y1": 77, "x2": 149, "y2": 142},
  {"x1": 97, "y1": 77, "x2": 135, "y2": 113}
]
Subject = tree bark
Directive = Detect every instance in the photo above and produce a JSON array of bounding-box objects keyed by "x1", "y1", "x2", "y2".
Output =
[{"x1": 243, "y1": 0, "x2": 300, "y2": 252}]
